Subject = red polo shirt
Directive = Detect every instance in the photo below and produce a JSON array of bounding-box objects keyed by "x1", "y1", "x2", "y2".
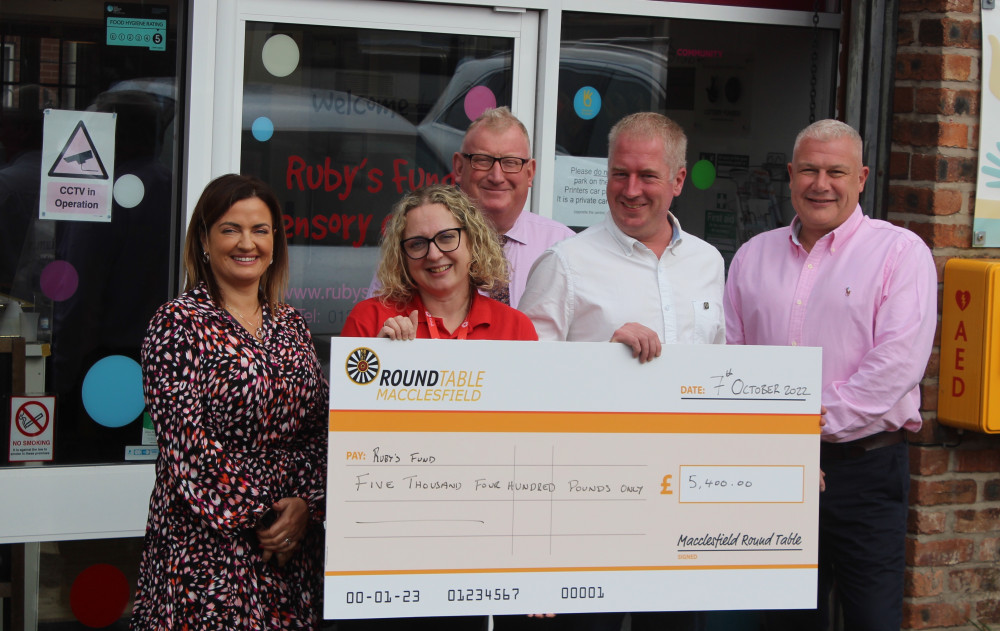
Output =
[{"x1": 341, "y1": 292, "x2": 537, "y2": 341}]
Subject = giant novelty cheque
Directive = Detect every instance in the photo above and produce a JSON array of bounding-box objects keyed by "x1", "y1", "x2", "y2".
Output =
[{"x1": 325, "y1": 339, "x2": 821, "y2": 619}]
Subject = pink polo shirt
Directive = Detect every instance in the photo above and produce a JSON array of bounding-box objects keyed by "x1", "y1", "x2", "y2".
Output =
[{"x1": 723, "y1": 206, "x2": 937, "y2": 442}]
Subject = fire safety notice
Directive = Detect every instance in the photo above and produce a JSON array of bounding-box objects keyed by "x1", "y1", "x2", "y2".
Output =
[
  {"x1": 9, "y1": 395, "x2": 55, "y2": 462},
  {"x1": 39, "y1": 109, "x2": 117, "y2": 222}
]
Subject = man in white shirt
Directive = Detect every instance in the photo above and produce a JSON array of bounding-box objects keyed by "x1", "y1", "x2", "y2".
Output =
[
  {"x1": 520, "y1": 111, "x2": 724, "y2": 360},
  {"x1": 514, "y1": 111, "x2": 723, "y2": 631}
]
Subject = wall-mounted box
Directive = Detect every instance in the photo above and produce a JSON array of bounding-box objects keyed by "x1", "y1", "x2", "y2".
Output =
[{"x1": 937, "y1": 259, "x2": 1000, "y2": 433}]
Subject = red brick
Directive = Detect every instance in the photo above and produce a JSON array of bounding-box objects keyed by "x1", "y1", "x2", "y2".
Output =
[
  {"x1": 895, "y1": 86, "x2": 915, "y2": 113},
  {"x1": 898, "y1": 18, "x2": 915, "y2": 46},
  {"x1": 986, "y1": 479, "x2": 1000, "y2": 501},
  {"x1": 889, "y1": 185, "x2": 963, "y2": 215},
  {"x1": 955, "y1": 449, "x2": 1000, "y2": 472},
  {"x1": 896, "y1": 53, "x2": 947, "y2": 81},
  {"x1": 918, "y1": 18, "x2": 981, "y2": 48},
  {"x1": 908, "y1": 221, "x2": 972, "y2": 248},
  {"x1": 893, "y1": 120, "x2": 969, "y2": 148},
  {"x1": 906, "y1": 567, "x2": 946, "y2": 596},
  {"x1": 907, "y1": 537, "x2": 976, "y2": 566},
  {"x1": 955, "y1": 508, "x2": 1000, "y2": 533},
  {"x1": 908, "y1": 508, "x2": 948, "y2": 534},
  {"x1": 921, "y1": 382, "x2": 939, "y2": 409},
  {"x1": 910, "y1": 478, "x2": 978, "y2": 505},
  {"x1": 976, "y1": 537, "x2": 1000, "y2": 562},
  {"x1": 943, "y1": 54, "x2": 973, "y2": 80},
  {"x1": 976, "y1": 597, "x2": 1000, "y2": 624},
  {"x1": 910, "y1": 446, "x2": 950, "y2": 475},
  {"x1": 902, "y1": 601, "x2": 971, "y2": 629},
  {"x1": 915, "y1": 87, "x2": 979, "y2": 116},
  {"x1": 910, "y1": 154, "x2": 978, "y2": 183},
  {"x1": 890, "y1": 151, "x2": 911, "y2": 179},
  {"x1": 948, "y1": 565, "x2": 1000, "y2": 593},
  {"x1": 899, "y1": 0, "x2": 974, "y2": 12}
]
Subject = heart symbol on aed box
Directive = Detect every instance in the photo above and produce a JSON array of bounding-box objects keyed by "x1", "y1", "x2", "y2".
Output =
[{"x1": 956, "y1": 290, "x2": 971, "y2": 311}]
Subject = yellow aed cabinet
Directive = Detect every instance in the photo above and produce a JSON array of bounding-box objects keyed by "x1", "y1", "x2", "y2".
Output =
[{"x1": 937, "y1": 258, "x2": 1000, "y2": 433}]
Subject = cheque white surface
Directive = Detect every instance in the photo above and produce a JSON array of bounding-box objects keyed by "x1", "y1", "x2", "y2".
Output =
[{"x1": 325, "y1": 340, "x2": 821, "y2": 619}]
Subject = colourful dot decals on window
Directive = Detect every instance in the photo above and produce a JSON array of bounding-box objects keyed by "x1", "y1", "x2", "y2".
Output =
[
  {"x1": 252, "y1": 116, "x2": 275, "y2": 142},
  {"x1": 463, "y1": 86, "x2": 497, "y2": 122},
  {"x1": 40, "y1": 260, "x2": 79, "y2": 302},
  {"x1": 691, "y1": 159, "x2": 718, "y2": 190},
  {"x1": 261, "y1": 34, "x2": 300, "y2": 78},
  {"x1": 70, "y1": 564, "x2": 130, "y2": 628},
  {"x1": 574, "y1": 86, "x2": 601, "y2": 120},
  {"x1": 113, "y1": 174, "x2": 145, "y2": 208},
  {"x1": 82, "y1": 355, "x2": 145, "y2": 428}
]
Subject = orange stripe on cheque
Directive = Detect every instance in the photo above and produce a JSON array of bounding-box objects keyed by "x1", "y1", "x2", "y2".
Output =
[
  {"x1": 329, "y1": 410, "x2": 819, "y2": 434},
  {"x1": 326, "y1": 564, "x2": 818, "y2": 576}
]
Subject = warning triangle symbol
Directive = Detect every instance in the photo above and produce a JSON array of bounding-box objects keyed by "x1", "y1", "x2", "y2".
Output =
[{"x1": 48, "y1": 120, "x2": 110, "y2": 179}]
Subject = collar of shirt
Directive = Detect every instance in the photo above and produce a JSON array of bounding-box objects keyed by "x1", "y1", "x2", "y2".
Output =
[
  {"x1": 503, "y1": 209, "x2": 530, "y2": 246},
  {"x1": 604, "y1": 212, "x2": 683, "y2": 256},
  {"x1": 789, "y1": 204, "x2": 865, "y2": 253}
]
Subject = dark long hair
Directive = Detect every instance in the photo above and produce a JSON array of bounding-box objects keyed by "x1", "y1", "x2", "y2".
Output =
[{"x1": 182, "y1": 174, "x2": 288, "y2": 309}]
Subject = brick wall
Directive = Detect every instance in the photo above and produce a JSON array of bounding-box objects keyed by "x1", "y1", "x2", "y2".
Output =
[{"x1": 893, "y1": 0, "x2": 1000, "y2": 629}]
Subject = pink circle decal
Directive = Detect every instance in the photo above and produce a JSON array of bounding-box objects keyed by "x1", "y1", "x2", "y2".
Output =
[
  {"x1": 70, "y1": 564, "x2": 130, "y2": 628},
  {"x1": 463, "y1": 86, "x2": 497, "y2": 122},
  {"x1": 40, "y1": 260, "x2": 79, "y2": 302}
]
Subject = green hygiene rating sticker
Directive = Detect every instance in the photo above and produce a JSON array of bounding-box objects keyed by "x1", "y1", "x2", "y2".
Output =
[{"x1": 106, "y1": 16, "x2": 166, "y2": 51}]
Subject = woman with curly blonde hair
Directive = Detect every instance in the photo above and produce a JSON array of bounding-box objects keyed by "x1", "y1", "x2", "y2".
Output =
[{"x1": 342, "y1": 184, "x2": 536, "y2": 342}]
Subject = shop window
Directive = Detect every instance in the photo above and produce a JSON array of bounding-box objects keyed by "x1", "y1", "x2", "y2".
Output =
[
  {"x1": 551, "y1": 12, "x2": 838, "y2": 267},
  {"x1": 1, "y1": 1, "x2": 185, "y2": 468},
  {"x1": 239, "y1": 22, "x2": 514, "y2": 339}
]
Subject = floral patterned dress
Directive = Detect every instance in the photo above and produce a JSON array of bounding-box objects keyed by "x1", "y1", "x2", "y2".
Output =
[{"x1": 131, "y1": 283, "x2": 329, "y2": 630}]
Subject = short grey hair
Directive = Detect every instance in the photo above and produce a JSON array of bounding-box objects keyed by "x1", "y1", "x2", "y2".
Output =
[
  {"x1": 463, "y1": 106, "x2": 531, "y2": 153},
  {"x1": 608, "y1": 112, "x2": 687, "y2": 175},
  {"x1": 793, "y1": 119, "x2": 864, "y2": 164}
]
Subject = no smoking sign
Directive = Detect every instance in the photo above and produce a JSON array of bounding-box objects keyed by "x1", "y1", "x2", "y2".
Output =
[{"x1": 9, "y1": 395, "x2": 55, "y2": 462}]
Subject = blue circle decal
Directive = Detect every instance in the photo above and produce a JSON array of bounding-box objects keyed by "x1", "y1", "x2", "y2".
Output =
[
  {"x1": 252, "y1": 117, "x2": 275, "y2": 142},
  {"x1": 574, "y1": 86, "x2": 602, "y2": 120},
  {"x1": 82, "y1": 355, "x2": 145, "y2": 428}
]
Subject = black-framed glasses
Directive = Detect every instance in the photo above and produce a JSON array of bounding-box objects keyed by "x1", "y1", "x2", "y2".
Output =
[
  {"x1": 400, "y1": 227, "x2": 465, "y2": 260},
  {"x1": 461, "y1": 153, "x2": 530, "y2": 173}
]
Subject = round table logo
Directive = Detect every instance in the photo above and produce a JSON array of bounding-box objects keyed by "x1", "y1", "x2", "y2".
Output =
[{"x1": 346, "y1": 347, "x2": 380, "y2": 385}]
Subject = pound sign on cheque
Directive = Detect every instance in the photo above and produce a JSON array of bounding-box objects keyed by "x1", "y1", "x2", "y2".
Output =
[{"x1": 660, "y1": 474, "x2": 673, "y2": 495}]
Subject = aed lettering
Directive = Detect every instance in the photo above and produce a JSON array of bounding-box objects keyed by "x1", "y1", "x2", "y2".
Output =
[{"x1": 952, "y1": 318, "x2": 968, "y2": 397}]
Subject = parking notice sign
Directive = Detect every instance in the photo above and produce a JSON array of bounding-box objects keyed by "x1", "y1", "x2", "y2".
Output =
[{"x1": 9, "y1": 395, "x2": 55, "y2": 462}]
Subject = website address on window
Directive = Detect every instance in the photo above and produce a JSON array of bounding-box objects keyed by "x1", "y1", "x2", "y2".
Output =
[{"x1": 285, "y1": 285, "x2": 371, "y2": 304}]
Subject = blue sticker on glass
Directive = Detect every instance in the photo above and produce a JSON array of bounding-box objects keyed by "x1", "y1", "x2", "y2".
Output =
[
  {"x1": 574, "y1": 86, "x2": 602, "y2": 120},
  {"x1": 252, "y1": 117, "x2": 275, "y2": 142},
  {"x1": 81, "y1": 355, "x2": 145, "y2": 428}
]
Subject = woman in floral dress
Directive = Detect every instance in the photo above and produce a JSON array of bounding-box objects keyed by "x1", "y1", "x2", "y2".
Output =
[{"x1": 131, "y1": 174, "x2": 328, "y2": 630}]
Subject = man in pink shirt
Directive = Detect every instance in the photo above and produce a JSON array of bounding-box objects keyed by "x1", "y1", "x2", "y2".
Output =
[
  {"x1": 452, "y1": 107, "x2": 575, "y2": 308},
  {"x1": 370, "y1": 107, "x2": 573, "y2": 308},
  {"x1": 724, "y1": 120, "x2": 937, "y2": 631}
]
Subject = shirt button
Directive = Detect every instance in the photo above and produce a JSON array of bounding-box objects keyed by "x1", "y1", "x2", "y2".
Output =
[
  {"x1": 791, "y1": 340, "x2": 798, "y2": 346},
  {"x1": 807, "y1": 264, "x2": 814, "y2": 269},
  {"x1": 796, "y1": 300, "x2": 802, "y2": 305},
  {"x1": 831, "y1": 247, "x2": 836, "y2": 253}
]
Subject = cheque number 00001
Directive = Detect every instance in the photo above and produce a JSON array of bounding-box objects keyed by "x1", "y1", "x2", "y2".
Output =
[{"x1": 561, "y1": 586, "x2": 606, "y2": 599}]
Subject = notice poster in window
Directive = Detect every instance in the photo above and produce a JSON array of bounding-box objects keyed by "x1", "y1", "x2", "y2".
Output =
[
  {"x1": 38, "y1": 110, "x2": 117, "y2": 223},
  {"x1": 552, "y1": 155, "x2": 609, "y2": 227}
]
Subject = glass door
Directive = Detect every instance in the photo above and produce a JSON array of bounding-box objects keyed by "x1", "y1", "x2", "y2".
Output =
[{"x1": 195, "y1": 0, "x2": 538, "y2": 344}]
